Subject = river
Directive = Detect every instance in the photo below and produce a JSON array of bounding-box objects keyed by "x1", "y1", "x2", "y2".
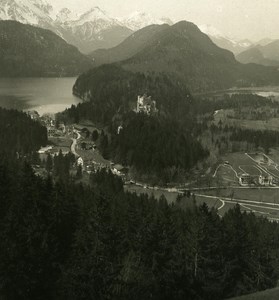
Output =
[{"x1": 0, "y1": 77, "x2": 80, "y2": 115}]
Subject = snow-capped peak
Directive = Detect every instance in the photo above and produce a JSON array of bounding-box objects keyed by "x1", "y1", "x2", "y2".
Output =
[
  {"x1": 238, "y1": 39, "x2": 253, "y2": 48},
  {"x1": 74, "y1": 7, "x2": 113, "y2": 25},
  {"x1": 61, "y1": 6, "x2": 124, "y2": 38},
  {"x1": 198, "y1": 24, "x2": 224, "y2": 38},
  {"x1": 120, "y1": 11, "x2": 173, "y2": 31},
  {"x1": 0, "y1": 0, "x2": 54, "y2": 24},
  {"x1": 55, "y1": 8, "x2": 78, "y2": 24}
]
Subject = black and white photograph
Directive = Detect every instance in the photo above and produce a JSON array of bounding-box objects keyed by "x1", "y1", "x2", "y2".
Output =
[{"x1": 2, "y1": 0, "x2": 279, "y2": 299}]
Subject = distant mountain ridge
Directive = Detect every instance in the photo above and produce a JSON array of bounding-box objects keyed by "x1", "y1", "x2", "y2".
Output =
[
  {"x1": 118, "y1": 11, "x2": 173, "y2": 31},
  {"x1": 76, "y1": 21, "x2": 279, "y2": 97},
  {"x1": 0, "y1": 0, "x2": 53, "y2": 25},
  {"x1": 1, "y1": 0, "x2": 276, "y2": 56},
  {"x1": 0, "y1": 20, "x2": 93, "y2": 77},
  {"x1": 54, "y1": 7, "x2": 134, "y2": 53},
  {"x1": 90, "y1": 24, "x2": 169, "y2": 67},
  {"x1": 198, "y1": 24, "x2": 254, "y2": 55},
  {"x1": 0, "y1": 0, "x2": 173, "y2": 53},
  {"x1": 236, "y1": 40, "x2": 279, "y2": 66}
]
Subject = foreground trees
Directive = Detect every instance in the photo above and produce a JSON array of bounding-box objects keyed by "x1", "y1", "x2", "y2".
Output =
[{"x1": 1, "y1": 165, "x2": 279, "y2": 299}]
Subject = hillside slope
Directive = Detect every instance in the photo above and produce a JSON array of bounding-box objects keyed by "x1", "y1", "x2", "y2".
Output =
[
  {"x1": 0, "y1": 20, "x2": 93, "y2": 77},
  {"x1": 230, "y1": 287, "x2": 279, "y2": 300},
  {"x1": 80, "y1": 21, "x2": 279, "y2": 93},
  {"x1": 236, "y1": 40, "x2": 279, "y2": 67},
  {"x1": 236, "y1": 47, "x2": 278, "y2": 66},
  {"x1": 121, "y1": 21, "x2": 279, "y2": 91},
  {"x1": 89, "y1": 24, "x2": 169, "y2": 67},
  {"x1": 55, "y1": 7, "x2": 134, "y2": 53}
]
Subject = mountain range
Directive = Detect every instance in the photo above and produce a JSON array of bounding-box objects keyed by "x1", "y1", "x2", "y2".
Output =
[
  {"x1": 198, "y1": 24, "x2": 254, "y2": 55},
  {"x1": 54, "y1": 7, "x2": 134, "y2": 54},
  {"x1": 0, "y1": 0, "x2": 268, "y2": 55},
  {"x1": 0, "y1": 0, "x2": 174, "y2": 53},
  {"x1": 90, "y1": 24, "x2": 169, "y2": 67},
  {"x1": 0, "y1": 20, "x2": 92, "y2": 77},
  {"x1": 236, "y1": 40, "x2": 279, "y2": 66},
  {"x1": 76, "y1": 21, "x2": 279, "y2": 97}
]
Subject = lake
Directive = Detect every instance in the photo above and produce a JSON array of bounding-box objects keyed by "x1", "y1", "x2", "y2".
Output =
[{"x1": 0, "y1": 77, "x2": 81, "y2": 115}]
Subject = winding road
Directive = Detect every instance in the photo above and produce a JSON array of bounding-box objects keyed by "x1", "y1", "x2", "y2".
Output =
[{"x1": 71, "y1": 129, "x2": 81, "y2": 158}]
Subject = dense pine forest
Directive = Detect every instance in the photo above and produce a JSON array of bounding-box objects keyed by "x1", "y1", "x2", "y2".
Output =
[
  {"x1": 1, "y1": 108, "x2": 279, "y2": 299},
  {"x1": 58, "y1": 68, "x2": 209, "y2": 180},
  {"x1": 0, "y1": 107, "x2": 47, "y2": 157},
  {"x1": 0, "y1": 21, "x2": 92, "y2": 77},
  {"x1": 2, "y1": 159, "x2": 279, "y2": 299},
  {"x1": 70, "y1": 65, "x2": 195, "y2": 125},
  {"x1": 100, "y1": 112, "x2": 209, "y2": 182}
]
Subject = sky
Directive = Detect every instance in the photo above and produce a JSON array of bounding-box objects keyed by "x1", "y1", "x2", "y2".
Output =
[{"x1": 48, "y1": 0, "x2": 279, "y2": 41}]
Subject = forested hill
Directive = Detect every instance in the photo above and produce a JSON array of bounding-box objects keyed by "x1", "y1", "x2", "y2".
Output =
[
  {"x1": 80, "y1": 21, "x2": 279, "y2": 93},
  {"x1": 0, "y1": 107, "x2": 47, "y2": 156},
  {"x1": 107, "y1": 112, "x2": 209, "y2": 181},
  {"x1": 0, "y1": 21, "x2": 93, "y2": 77},
  {"x1": 89, "y1": 24, "x2": 169, "y2": 67},
  {"x1": 72, "y1": 65, "x2": 193, "y2": 124},
  {"x1": 120, "y1": 21, "x2": 279, "y2": 92},
  {"x1": 236, "y1": 40, "x2": 279, "y2": 67},
  {"x1": 61, "y1": 66, "x2": 208, "y2": 181}
]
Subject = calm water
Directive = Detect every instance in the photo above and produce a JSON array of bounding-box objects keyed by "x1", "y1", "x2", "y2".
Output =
[{"x1": 0, "y1": 78, "x2": 81, "y2": 115}]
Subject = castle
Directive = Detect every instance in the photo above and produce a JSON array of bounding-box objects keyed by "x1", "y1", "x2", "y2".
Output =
[{"x1": 136, "y1": 94, "x2": 158, "y2": 115}]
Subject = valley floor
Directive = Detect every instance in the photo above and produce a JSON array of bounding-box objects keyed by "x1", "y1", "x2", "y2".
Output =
[{"x1": 230, "y1": 287, "x2": 279, "y2": 300}]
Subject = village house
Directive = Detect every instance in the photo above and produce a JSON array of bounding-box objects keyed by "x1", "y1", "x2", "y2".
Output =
[
  {"x1": 76, "y1": 157, "x2": 84, "y2": 167},
  {"x1": 259, "y1": 175, "x2": 274, "y2": 186},
  {"x1": 239, "y1": 174, "x2": 253, "y2": 186}
]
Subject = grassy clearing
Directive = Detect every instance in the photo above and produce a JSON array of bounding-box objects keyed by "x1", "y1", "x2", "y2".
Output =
[
  {"x1": 239, "y1": 165, "x2": 261, "y2": 175},
  {"x1": 77, "y1": 148, "x2": 110, "y2": 166},
  {"x1": 218, "y1": 202, "x2": 236, "y2": 216},
  {"x1": 239, "y1": 204, "x2": 279, "y2": 218},
  {"x1": 49, "y1": 136, "x2": 72, "y2": 153},
  {"x1": 199, "y1": 188, "x2": 279, "y2": 204},
  {"x1": 74, "y1": 122, "x2": 103, "y2": 133},
  {"x1": 194, "y1": 195, "x2": 235, "y2": 216},
  {"x1": 214, "y1": 109, "x2": 279, "y2": 131},
  {"x1": 266, "y1": 148, "x2": 279, "y2": 162},
  {"x1": 49, "y1": 136, "x2": 72, "y2": 147},
  {"x1": 221, "y1": 153, "x2": 255, "y2": 173},
  {"x1": 233, "y1": 118, "x2": 279, "y2": 131},
  {"x1": 216, "y1": 166, "x2": 238, "y2": 184},
  {"x1": 230, "y1": 287, "x2": 279, "y2": 300},
  {"x1": 195, "y1": 195, "x2": 223, "y2": 209},
  {"x1": 124, "y1": 185, "x2": 179, "y2": 204},
  {"x1": 196, "y1": 192, "x2": 279, "y2": 218}
]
